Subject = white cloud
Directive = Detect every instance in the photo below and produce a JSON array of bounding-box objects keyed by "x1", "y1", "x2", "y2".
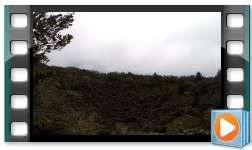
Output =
[{"x1": 47, "y1": 12, "x2": 221, "y2": 77}]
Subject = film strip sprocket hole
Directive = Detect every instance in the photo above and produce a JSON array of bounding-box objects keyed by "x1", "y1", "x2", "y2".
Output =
[{"x1": 4, "y1": 5, "x2": 250, "y2": 142}]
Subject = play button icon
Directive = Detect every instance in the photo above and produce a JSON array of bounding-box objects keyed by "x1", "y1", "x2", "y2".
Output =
[
  {"x1": 214, "y1": 113, "x2": 240, "y2": 142},
  {"x1": 220, "y1": 118, "x2": 236, "y2": 137}
]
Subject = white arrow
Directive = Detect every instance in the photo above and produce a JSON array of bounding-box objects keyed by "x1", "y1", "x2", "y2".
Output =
[{"x1": 220, "y1": 118, "x2": 236, "y2": 137}]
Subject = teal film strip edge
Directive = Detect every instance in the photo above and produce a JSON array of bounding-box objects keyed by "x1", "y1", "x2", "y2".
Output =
[
  {"x1": 4, "y1": 5, "x2": 10, "y2": 142},
  {"x1": 245, "y1": 6, "x2": 250, "y2": 111}
]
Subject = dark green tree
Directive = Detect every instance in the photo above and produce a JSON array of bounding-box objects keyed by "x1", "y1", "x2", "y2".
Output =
[
  {"x1": 195, "y1": 72, "x2": 203, "y2": 81},
  {"x1": 33, "y1": 12, "x2": 74, "y2": 64}
]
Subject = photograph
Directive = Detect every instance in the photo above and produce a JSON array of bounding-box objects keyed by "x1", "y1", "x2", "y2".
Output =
[{"x1": 32, "y1": 12, "x2": 221, "y2": 135}]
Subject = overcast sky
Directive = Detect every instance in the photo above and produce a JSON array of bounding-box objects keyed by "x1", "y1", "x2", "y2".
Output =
[{"x1": 47, "y1": 12, "x2": 221, "y2": 77}]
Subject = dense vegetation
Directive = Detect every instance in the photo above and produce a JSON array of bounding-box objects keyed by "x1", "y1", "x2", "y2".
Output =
[{"x1": 33, "y1": 64, "x2": 221, "y2": 135}]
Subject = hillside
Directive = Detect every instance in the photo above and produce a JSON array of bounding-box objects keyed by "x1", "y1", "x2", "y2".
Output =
[{"x1": 33, "y1": 64, "x2": 221, "y2": 135}]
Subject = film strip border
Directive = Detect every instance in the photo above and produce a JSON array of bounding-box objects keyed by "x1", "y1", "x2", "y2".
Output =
[
  {"x1": 223, "y1": 6, "x2": 250, "y2": 111},
  {"x1": 4, "y1": 5, "x2": 250, "y2": 142},
  {"x1": 5, "y1": 5, "x2": 31, "y2": 142}
]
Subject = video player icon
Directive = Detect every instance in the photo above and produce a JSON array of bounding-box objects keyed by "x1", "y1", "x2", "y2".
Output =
[
  {"x1": 211, "y1": 110, "x2": 249, "y2": 148},
  {"x1": 213, "y1": 113, "x2": 240, "y2": 142}
]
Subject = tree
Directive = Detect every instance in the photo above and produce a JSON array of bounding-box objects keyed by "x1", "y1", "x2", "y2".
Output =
[
  {"x1": 33, "y1": 12, "x2": 74, "y2": 64},
  {"x1": 195, "y1": 72, "x2": 203, "y2": 81}
]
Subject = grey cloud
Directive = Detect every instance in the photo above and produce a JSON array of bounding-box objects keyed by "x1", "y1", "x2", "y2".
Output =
[{"x1": 47, "y1": 12, "x2": 221, "y2": 77}]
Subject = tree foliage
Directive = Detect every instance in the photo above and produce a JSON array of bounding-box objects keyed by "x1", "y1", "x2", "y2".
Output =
[
  {"x1": 195, "y1": 72, "x2": 203, "y2": 81},
  {"x1": 33, "y1": 65, "x2": 221, "y2": 135},
  {"x1": 33, "y1": 12, "x2": 74, "y2": 64}
]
